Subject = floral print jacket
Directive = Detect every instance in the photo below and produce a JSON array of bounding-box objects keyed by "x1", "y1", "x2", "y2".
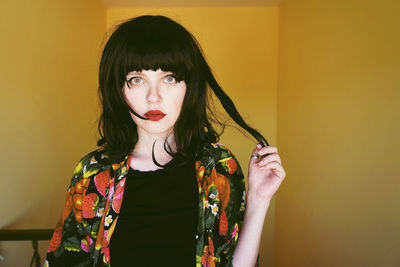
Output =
[{"x1": 46, "y1": 143, "x2": 252, "y2": 267}]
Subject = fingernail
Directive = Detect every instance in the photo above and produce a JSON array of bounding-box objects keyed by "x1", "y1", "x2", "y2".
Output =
[{"x1": 257, "y1": 144, "x2": 261, "y2": 148}]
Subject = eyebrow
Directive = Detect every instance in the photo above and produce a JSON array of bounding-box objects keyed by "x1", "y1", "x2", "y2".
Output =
[{"x1": 126, "y1": 71, "x2": 143, "y2": 76}]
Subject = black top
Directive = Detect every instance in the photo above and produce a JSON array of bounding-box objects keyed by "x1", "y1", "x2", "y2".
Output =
[{"x1": 110, "y1": 155, "x2": 198, "y2": 267}]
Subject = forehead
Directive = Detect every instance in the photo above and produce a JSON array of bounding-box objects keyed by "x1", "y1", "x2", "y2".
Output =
[{"x1": 126, "y1": 69, "x2": 173, "y2": 76}]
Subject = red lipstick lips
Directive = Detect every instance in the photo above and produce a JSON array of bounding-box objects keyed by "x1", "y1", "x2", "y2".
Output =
[{"x1": 144, "y1": 110, "x2": 166, "y2": 121}]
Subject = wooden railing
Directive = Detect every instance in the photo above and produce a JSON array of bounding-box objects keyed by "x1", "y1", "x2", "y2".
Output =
[{"x1": 0, "y1": 229, "x2": 53, "y2": 267}]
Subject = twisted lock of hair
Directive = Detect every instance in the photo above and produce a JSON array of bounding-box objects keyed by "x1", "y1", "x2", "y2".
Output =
[{"x1": 198, "y1": 55, "x2": 269, "y2": 148}]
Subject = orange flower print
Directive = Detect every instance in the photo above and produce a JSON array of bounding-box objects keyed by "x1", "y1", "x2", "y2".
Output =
[
  {"x1": 196, "y1": 161, "x2": 205, "y2": 183},
  {"x1": 74, "y1": 180, "x2": 84, "y2": 194},
  {"x1": 48, "y1": 227, "x2": 62, "y2": 253},
  {"x1": 207, "y1": 169, "x2": 230, "y2": 210},
  {"x1": 219, "y1": 210, "x2": 228, "y2": 236},
  {"x1": 202, "y1": 245, "x2": 208, "y2": 266},
  {"x1": 73, "y1": 194, "x2": 83, "y2": 210},
  {"x1": 208, "y1": 237, "x2": 215, "y2": 256},
  {"x1": 112, "y1": 163, "x2": 122, "y2": 170},
  {"x1": 207, "y1": 237, "x2": 216, "y2": 267},
  {"x1": 224, "y1": 157, "x2": 237, "y2": 174},
  {"x1": 82, "y1": 177, "x2": 90, "y2": 187},
  {"x1": 68, "y1": 186, "x2": 75, "y2": 195},
  {"x1": 207, "y1": 257, "x2": 216, "y2": 267},
  {"x1": 61, "y1": 192, "x2": 73, "y2": 223},
  {"x1": 75, "y1": 211, "x2": 83, "y2": 223}
]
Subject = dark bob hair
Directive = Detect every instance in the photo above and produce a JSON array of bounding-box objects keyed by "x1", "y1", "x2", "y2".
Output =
[{"x1": 97, "y1": 15, "x2": 268, "y2": 164}]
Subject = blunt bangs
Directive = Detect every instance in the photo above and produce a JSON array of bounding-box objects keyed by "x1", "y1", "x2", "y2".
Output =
[{"x1": 114, "y1": 16, "x2": 195, "y2": 83}]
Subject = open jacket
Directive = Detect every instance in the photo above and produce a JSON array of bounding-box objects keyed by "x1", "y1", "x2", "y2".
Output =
[{"x1": 45, "y1": 143, "x2": 251, "y2": 267}]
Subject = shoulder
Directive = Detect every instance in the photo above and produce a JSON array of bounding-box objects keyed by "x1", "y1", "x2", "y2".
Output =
[
  {"x1": 68, "y1": 146, "x2": 111, "y2": 188},
  {"x1": 200, "y1": 142, "x2": 243, "y2": 178}
]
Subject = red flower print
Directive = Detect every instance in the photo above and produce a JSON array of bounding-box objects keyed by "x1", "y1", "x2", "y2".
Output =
[
  {"x1": 83, "y1": 193, "x2": 99, "y2": 219},
  {"x1": 94, "y1": 170, "x2": 110, "y2": 197}
]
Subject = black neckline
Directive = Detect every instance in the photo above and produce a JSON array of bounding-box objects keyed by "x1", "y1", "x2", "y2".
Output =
[{"x1": 128, "y1": 154, "x2": 183, "y2": 176}]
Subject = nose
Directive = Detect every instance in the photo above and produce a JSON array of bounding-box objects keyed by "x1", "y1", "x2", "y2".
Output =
[{"x1": 146, "y1": 81, "x2": 162, "y2": 104}]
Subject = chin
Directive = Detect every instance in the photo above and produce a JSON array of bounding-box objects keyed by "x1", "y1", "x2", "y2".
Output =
[{"x1": 140, "y1": 125, "x2": 175, "y2": 136}]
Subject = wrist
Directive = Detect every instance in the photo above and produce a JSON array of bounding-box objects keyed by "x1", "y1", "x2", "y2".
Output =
[{"x1": 245, "y1": 192, "x2": 271, "y2": 214}]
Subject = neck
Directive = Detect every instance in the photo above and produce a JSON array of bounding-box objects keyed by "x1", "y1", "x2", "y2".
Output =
[{"x1": 133, "y1": 131, "x2": 177, "y2": 162}]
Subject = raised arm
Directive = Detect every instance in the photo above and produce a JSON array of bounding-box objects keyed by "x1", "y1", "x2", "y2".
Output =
[{"x1": 232, "y1": 144, "x2": 286, "y2": 267}]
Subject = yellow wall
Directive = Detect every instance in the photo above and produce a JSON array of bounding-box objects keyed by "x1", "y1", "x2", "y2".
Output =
[
  {"x1": 8, "y1": 1, "x2": 397, "y2": 266},
  {"x1": 107, "y1": 7, "x2": 279, "y2": 266},
  {"x1": 0, "y1": 0, "x2": 106, "y2": 265},
  {"x1": 277, "y1": 0, "x2": 400, "y2": 266}
]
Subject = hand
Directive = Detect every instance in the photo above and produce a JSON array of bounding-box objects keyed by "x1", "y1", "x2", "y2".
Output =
[{"x1": 247, "y1": 144, "x2": 286, "y2": 203}]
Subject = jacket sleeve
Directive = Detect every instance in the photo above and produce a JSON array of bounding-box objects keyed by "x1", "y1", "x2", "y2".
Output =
[
  {"x1": 45, "y1": 154, "x2": 95, "y2": 267},
  {"x1": 212, "y1": 146, "x2": 260, "y2": 267}
]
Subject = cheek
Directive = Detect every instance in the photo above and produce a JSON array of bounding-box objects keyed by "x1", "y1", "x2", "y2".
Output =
[
  {"x1": 174, "y1": 86, "x2": 187, "y2": 111},
  {"x1": 176, "y1": 95, "x2": 185, "y2": 107},
  {"x1": 123, "y1": 89, "x2": 142, "y2": 112}
]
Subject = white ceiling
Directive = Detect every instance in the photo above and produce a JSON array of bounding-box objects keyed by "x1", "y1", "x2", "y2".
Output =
[{"x1": 101, "y1": 0, "x2": 282, "y2": 8}]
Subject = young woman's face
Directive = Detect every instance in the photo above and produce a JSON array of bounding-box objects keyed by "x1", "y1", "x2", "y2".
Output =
[{"x1": 123, "y1": 69, "x2": 186, "y2": 137}]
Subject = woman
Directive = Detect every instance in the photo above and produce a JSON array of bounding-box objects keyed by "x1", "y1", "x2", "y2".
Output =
[{"x1": 45, "y1": 15, "x2": 286, "y2": 267}]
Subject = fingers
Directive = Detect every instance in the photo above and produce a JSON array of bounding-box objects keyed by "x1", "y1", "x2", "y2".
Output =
[
  {"x1": 250, "y1": 144, "x2": 286, "y2": 180},
  {"x1": 251, "y1": 145, "x2": 279, "y2": 160},
  {"x1": 252, "y1": 144, "x2": 277, "y2": 155},
  {"x1": 251, "y1": 145, "x2": 282, "y2": 168},
  {"x1": 257, "y1": 145, "x2": 277, "y2": 155},
  {"x1": 259, "y1": 161, "x2": 281, "y2": 170},
  {"x1": 257, "y1": 154, "x2": 281, "y2": 167},
  {"x1": 261, "y1": 162, "x2": 286, "y2": 180}
]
